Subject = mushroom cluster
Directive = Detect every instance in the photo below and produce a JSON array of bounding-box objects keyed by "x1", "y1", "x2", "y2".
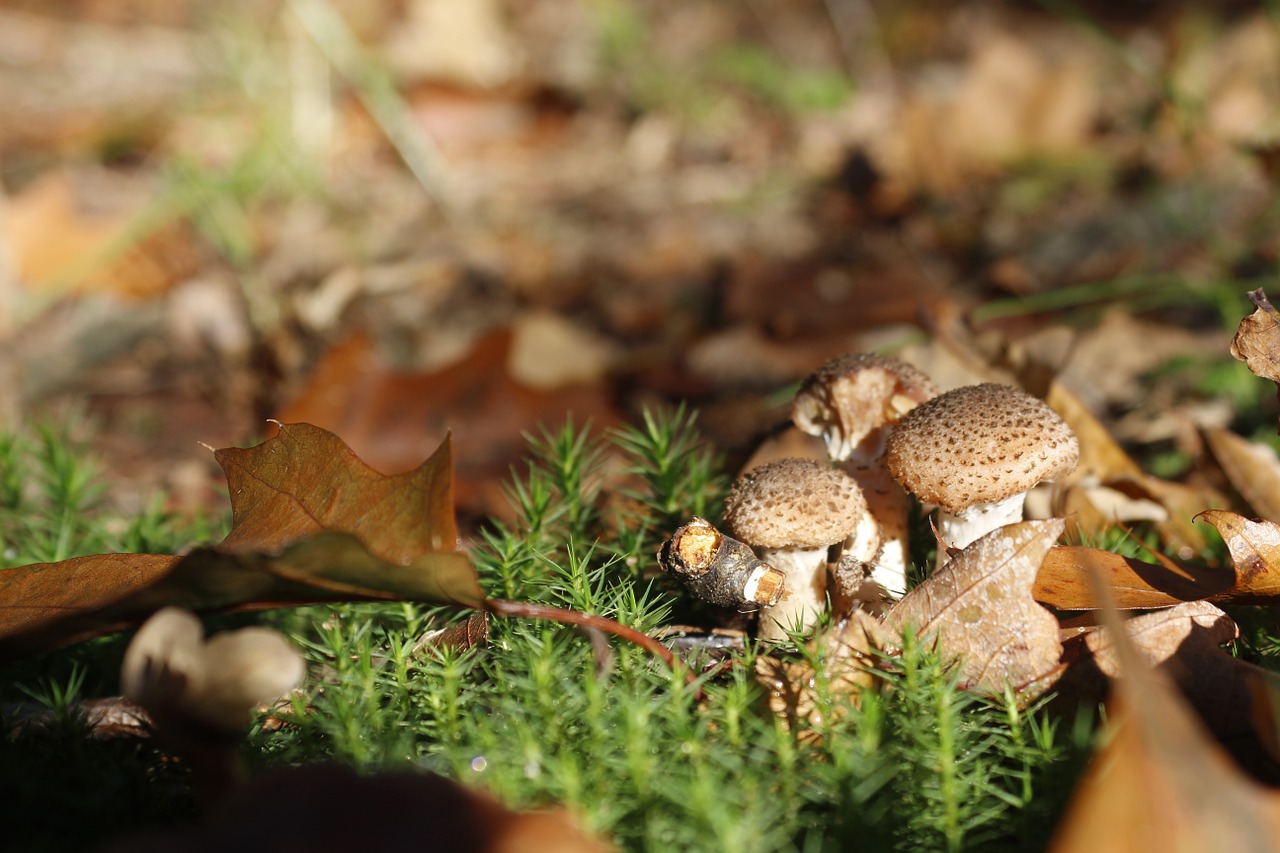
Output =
[
  {"x1": 658, "y1": 354, "x2": 1080, "y2": 643},
  {"x1": 792, "y1": 352, "x2": 938, "y2": 597}
]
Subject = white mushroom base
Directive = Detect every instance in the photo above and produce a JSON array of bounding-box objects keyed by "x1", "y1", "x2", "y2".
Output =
[
  {"x1": 934, "y1": 492, "x2": 1025, "y2": 570},
  {"x1": 842, "y1": 461, "x2": 907, "y2": 598},
  {"x1": 756, "y1": 546, "x2": 829, "y2": 643}
]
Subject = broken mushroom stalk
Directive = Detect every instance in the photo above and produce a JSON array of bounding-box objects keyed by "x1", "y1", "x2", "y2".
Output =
[
  {"x1": 658, "y1": 517, "x2": 786, "y2": 610},
  {"x1": 723, "y1": 458, "x2": 881, "y2": 642},
  {"x1": 884, "y1": 382, "x2": 1080, "y2": 569},
  {"x1": 792, "y1": 352, "x2": 938, "y2": 598}
]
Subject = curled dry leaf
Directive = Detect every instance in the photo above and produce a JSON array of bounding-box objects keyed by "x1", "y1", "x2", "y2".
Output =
[
  {"x1": 1231, "y1": 288, "x2": 1280, "y2": 432},
  {"x1": 216, "y1": 421, "x2": 460, "y2": 560},
  {"x1": 413, "y1": 610, "x2": 491, "y2": 656},
  {"x1": 885, "y1": 519, "x2": 1064, "y2": 703},
  {"x1": 121, "y1": 607, "x2": 305, "y2": 733},
  {"x1": 1046, "y1": 382, "x2": 1218, "y2": 555},
  {"x1": 1200, "y1": 509, "x2": 1280, "y2": 600},
  {"x1": 1039, "y1": 512, "x2": 1280, "y2": 609}
]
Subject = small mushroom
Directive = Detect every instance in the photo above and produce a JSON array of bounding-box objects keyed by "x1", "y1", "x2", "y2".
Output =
[
  {"x1": 884, "y1": 383, "x2": 1079, "y2": 568},
  {"x1": 723, "y1": 458, "x2": 880, "y2": 642},
  {"x1": 792, "y1": 352, "x2": 938, "y2": 598}
]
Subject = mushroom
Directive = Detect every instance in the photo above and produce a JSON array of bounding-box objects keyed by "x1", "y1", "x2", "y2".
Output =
[
  {"x1": 884, "y1": 383, "x2": 1079, "y2": 568},
  {"x1": 722, "y1": 458, "x2": 880, "y2": 642},
  {"x1": 792, "y1": 352, "x2": 938, "y2": 598}
]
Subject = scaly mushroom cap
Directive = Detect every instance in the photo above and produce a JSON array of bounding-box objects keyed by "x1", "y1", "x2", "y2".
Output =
[
  {"x1": 793, "y1": 352, "x2": 938, "y2": 461},
  {"x1": 884, "y1": 383, "x2": 1079, "y2": 513},
  {"x1": 723, "y1": 458, "x2": 868, "y2": 550}
]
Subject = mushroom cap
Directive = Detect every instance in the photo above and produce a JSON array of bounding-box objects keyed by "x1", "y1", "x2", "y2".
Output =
[
  {"x1": 793, "y1": 352, "x2": 938, "y2": 459},
  {"x1": 884, "y1": 383, "x2": 1079, "y2": 512},
  {"x1": 723, "y1": 457, "x2": 869, "y2": 550}
]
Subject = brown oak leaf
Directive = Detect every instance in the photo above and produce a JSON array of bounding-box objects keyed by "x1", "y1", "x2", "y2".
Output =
[
  {"x1": 0, "y1": 423, "x2": 481, "y2": 657},
  {"x1": 885, "y1": 519, "x2": 1064, "y2": 702}
]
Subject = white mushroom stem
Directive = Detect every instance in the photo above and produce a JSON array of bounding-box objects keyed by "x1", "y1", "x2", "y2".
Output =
[
  {"x1": 933, "y1": 492, "x2": 1027, "y2": 569},
  {"x1": 828, "y1": 492, "x2": 890, "y2": 612},
  {"x1": 840, "y1": 449, "x2": 909, "y2": 598},
  {"x1": 756, "y1": 546, "x2": 830, "y2": 643}
]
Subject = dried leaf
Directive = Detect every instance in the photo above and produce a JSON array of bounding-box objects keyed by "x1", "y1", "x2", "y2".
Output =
[
  {"x1": 885, "y1": 519, "x2": 1064, "y2": 701},
  {"x1": 155, "y1": 532, "x2": 478, "y2": 611},
  {"x1": 1055, "y1": 602, "x2": 1261, "y2": 752},
  {"x1": 1034, "y1": 546, "x2": 1233, "y2": 610},
  {"x1": 0, "y1": 553, "x2": 179, "y2": 647},
  {"x1": 1199, "y1": 510, "x2": 1280, "y2": 600},
  {"x1": 1047, "y1": 382, "x2": 1216, "y2": 555},
  {"x1": 1048, "y1": 594, "x2": 1280, "y2": 851},
  {"x1": 2, "y1": 171, "x2": 197, "y2": 298},
  {"x1": 1040, "y1": 512, "x2": 1280, "y2": 610},
  {"x1": 1232, "y1": 289, "x2": 1280, "y2": 431},
  {"x1": 1205, "y1": 426, "x2": 1280, "y2": 525},
  {"x1": 413, "y1": 611, "x2": 490, "y2": 656},
  {"x1": 1079, "y1": 600, "x2": 1239, "y2": 677},
  {"x1": 0, "y1": 425, "x2": 481, "y2": 657},
  {"x1": 277, "y1": 330, "x2": 620, "y2": 517},
  {"x1": 217, "y1": 422, "x2": 459, "y2": 560}
]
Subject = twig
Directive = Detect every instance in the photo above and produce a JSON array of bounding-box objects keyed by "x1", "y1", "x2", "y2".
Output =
[{"x1": 484, "y1": 599, "x2": 698, "y2": 692}]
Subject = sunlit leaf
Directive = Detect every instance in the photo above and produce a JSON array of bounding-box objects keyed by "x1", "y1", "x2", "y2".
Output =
[
  {"x1": 885, "y1": 519, "x2": 1063, "y2": 702},
  {"x1": 1034, "y1": 546, "x2": 1232, "y2": 610}
]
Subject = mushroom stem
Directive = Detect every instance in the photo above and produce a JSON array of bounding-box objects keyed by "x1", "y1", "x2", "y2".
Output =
[
  {"x1": 840, "y1": 450, "x2": 909, "y2": 598},
  {"x1": 756, "y1": 546, "x2": 829, "y2": 643},
  {"x1": 933, "y1": 492, "x2": 1026, "y2": 569}
]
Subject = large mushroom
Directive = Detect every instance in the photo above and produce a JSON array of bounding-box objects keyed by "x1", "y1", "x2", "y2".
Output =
[
  {"x1": 884, "y1": 383, "x2": 1079, "y2": 568},
  {"x1": 792, "y1": 352, "x2": 937, "y2": 597},
  {"x1": 722, "y1": 458, "x2": 880, "y2": 642}
]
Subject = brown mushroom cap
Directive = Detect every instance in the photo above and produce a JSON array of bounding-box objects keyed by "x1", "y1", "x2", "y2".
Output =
[
  {"x1": 884, "y1": 383, "x2": 1079, "y2": 512},
  {"x1": 793, "y1": 352, "x2": 938, "y2": 451},
  {"x1": 723, "y1": 458, "x2": 868, "y2": 550}
]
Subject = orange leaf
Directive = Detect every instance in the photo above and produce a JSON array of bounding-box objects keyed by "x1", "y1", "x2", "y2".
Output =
[{"x1": 1034, "y1": 546, "x2": 1233, "y2": 610}]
